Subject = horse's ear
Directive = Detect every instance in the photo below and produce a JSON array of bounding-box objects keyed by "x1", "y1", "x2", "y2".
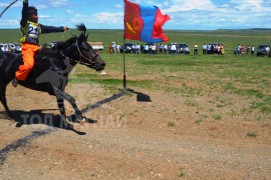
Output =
[
  {"x1": 85, "y1": 33, "x2": 89, "y2": 41},
  {"x1": 77, "y1": 33, "x2": 84, "y2": 43}
]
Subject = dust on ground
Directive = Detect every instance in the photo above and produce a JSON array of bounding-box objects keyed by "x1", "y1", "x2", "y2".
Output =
[{"x1": 0, "y1": 83, "x2": 271, "y2": 179}]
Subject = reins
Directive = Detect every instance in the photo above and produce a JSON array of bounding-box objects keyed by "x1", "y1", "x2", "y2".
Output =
[
  {"x1": 59, "y1": 38, "x2": 98, "y2": 66},
  {"x1": 75, "y1": 40, "x2": 99, "y2": 64}
]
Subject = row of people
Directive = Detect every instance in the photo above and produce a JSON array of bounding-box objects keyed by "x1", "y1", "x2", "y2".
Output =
[
  {"x1": 109, "y1": 42, "x2": 268, "y2": 56},
  {"x1": 201, "y1": 43, "x2": 225, "y2": 55},
  {"x1": 110, "y1": 42, "x2": 226, "y2": 55},
  {"x1": 235, "y1": 44, "x2": 255, "y2": 55}
]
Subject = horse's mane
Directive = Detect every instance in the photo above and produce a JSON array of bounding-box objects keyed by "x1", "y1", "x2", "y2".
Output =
[
  {"x1": 76, "y1": 23, "x2": 87, "y2": 32},
  {"x1": 53, "y1": 37, "x2": 76, "y2": 51}
]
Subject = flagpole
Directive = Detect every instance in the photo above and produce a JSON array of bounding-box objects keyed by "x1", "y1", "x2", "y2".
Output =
[
  {"x1": 123, "y1": 38, "x2": 127, "y2": 91},
  {"x1": 123, "y1": 0, "x2": 127, "y2": 92}
]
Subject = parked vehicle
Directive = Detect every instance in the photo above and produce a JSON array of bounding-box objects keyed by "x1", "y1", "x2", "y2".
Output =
[
  {"x1": 42, "y1": 42, "x2": 56, "y2": 49},
  {"x1": 8, "y1": 43, "x2": 16, "y2": 52},
  {"x1": 178, "y1": 44, "x2": 190, "y2": 54},
  {"x1": 120, "y1": 43, "x2": 135, "y2": 53},
  {"x1": 88, "y1": 42, "x2": 104, "y2": 50},
  {"x1": 0, "y1": 43, "x2": 21, "y2": 53},
  {"x1": 257, "y1": 44, "x2": 270, "y2": 56},
  {"x1": 168, "y1": 43, "x2": 190, "y2": 54},
  {"x1": 15, "y1": 44, "x2": 22, "y2": 53},
  {"x1": 0, "y1": 43, "x2": 8, "y2": 52}
]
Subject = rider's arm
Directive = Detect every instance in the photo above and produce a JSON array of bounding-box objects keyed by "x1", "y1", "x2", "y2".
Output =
[
  {"x1": 40, "y1": 24, "x2": 68, "y2": 34},
  {"x1": 20, "y1": 0, "x2": 28, "y2": 27}
]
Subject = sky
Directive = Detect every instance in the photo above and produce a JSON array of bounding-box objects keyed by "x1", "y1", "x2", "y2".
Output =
[{"x1": 0, "y1": 0, "x2": 271, "y2": 30}]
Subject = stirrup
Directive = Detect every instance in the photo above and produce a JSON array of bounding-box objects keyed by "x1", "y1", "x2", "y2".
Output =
[{"x1": 11, "y1": 78, "x2": 18, "y2": 87}]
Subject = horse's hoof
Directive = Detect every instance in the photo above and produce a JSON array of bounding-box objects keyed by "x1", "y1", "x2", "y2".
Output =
[
  {"x1": 15, "y1": 122, "x2": 22, "y2": 127},
  {"x1": 72, "y1": 123, "x2": 81, "y2": 130},
  {"x1": 9, "y1": 119, "x2": 16, "y2": 126},
  {"x1": 79, "y1": 119, "x2": 86, "y2": 126}
]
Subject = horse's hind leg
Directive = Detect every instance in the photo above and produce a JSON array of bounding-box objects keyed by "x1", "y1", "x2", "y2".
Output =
[
  {"x1": 54, "y1": 87, "x2": 85, "y2": 127},
  {"x1": 0, "y1": 82, "x2": 14, "y2": 119}
]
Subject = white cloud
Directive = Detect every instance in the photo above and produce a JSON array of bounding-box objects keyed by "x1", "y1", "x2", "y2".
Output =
[
  {"x1": 49, "y1": 0, "x2": 68, "y2": 8},
  {"x1": 115, "y1": 4, "x2": 122, "y2": 9},
  {"x1": 164, "y1": 0, "x2": 216, "y2": 12},
  {"x1": 0, "y1": 1, "x2": 20, "y2": 8},
  {"x1": 36, "y1": 4, "x2": 48, "y2": 10},
  {"x1": 91, "y1": 12, "x2": 123, "y2": 24},
  {"x1": 229, "y1": 0, "x2": 271, "y2": 12},
  {"x1": 0, "y1": 19, "x2": 20, "y2": 28},
  {"x1": 39, "y1": 15, "x2": 51, "y2": 19},
  {"x1": 159, "y1": 0, "x2": 271, "y2": 29},
  {"x1": 0, "y1": 0, "x2": 270, "y2": 30},
  {"x1": 0, "y1": 2, "x2": 11, "y2": 7},
  {"x1": 66, "y1": 9, "x2": 73, "y2": 14}
]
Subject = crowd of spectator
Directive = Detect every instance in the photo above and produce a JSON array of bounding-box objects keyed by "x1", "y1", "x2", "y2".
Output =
[
  {"x1": 109, "y1": 42, "x2": 121, "y2": 53},
  {"x1": 109, "y1": 42, "x2": 227, "y2": 55},
  {"x1": 109, "y1": 42, "x2": 169, "y2": 54},
  {"x1": 201, "y1": 43, "x2": 225, "y2": 55},
  {"x1": 234, "y1": 44, "x2": 255, "y2": 55},
  {"x1": 108, "y1": 42, "x2": 270, "y2": 57}
]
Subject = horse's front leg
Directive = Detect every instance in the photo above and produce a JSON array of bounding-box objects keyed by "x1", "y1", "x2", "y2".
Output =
[
  {"x1": 56, "y1": 98, "x2": 73, "y2": 129},
  {"x1": 54, "y1": 87, "x2": 85, "y2": 127}
]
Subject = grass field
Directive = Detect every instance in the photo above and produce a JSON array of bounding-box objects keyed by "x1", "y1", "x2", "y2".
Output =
[
  {"x1": 1, "y1": 28, "x2": 271, "y2": 50},
  {"x1": 1, "y1": 28, "x2": 271, "y2": 121},
  {"x1": 1, "y1": 28, "x2": 271, "y2": 179}
]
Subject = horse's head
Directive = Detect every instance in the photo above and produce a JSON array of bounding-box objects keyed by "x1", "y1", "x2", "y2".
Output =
[{"x1": 58, "y1": 24, "x2": 106, "y2": 71}]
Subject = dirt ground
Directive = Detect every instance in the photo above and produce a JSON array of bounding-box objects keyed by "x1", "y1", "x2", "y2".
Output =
[{"x1": 0, "y1": 82, "x2": 271, "y2": 179}]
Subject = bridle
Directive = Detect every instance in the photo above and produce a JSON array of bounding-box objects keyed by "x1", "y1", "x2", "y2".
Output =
[{"x1": 60, "y1": 39, "x2": 99, "y2": 66}]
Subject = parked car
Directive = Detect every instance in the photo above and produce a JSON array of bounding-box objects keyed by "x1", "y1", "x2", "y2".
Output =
[
  {"x1": 120, "y1": 43, "x2": 135, "y2": 53},
  {"x1": 257, "y1": 44, "x2": 269, "y2": 56},
  {"x1": 0, "y1": 43, "x2": 8, "y2": 52},
  {"x1": 0, "y1": 43, "x2": 4, "y2": 51},
  {"x1": 8, "y1": 43, "x2": 16, "y2": 52},
  {"x1": 15, "y1": 44, "x2": 22, "y2": 53},
  {"x1": 88, "y1": 42, "x2": 104, "y2": 50},
  {"x1": 168, "y1": 43, "x2": 190, "y2": 54},
  {"x1": 0, "y1": 43, "x2": 21, "y2": 53},
  {"x1": 178, "y1": 44, "x2": 190, "y2": 54},
  {"x1": 43, "y1": 42, "x2": 56, "y2": 49}
]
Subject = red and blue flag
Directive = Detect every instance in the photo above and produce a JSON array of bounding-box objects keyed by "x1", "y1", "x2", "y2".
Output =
[{"x1": 124, "y1": 0, "x2": 170, "y2": 43}]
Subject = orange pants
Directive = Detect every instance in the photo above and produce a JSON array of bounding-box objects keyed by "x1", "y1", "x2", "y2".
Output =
[{"x1": 16, "y1": 43, "x2": 41, "y2": 81}]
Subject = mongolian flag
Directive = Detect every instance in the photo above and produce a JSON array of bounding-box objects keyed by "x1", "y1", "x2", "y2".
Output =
[{"x1": 124, "y1": 0, "x2": 170, "y2": 43}]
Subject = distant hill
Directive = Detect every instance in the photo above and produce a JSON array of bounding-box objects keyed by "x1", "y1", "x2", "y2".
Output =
[
  {"x1": 217, "y1": 28, "x2": 271, "y2": 31},
  {"x1": 250, "y1": 28, "x2": 271, "y2": 31}
]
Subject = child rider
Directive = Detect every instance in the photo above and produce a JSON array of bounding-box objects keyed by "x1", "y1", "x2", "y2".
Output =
[{"x1": 12, "y1": 0, "x2": 69, "y2": 87}]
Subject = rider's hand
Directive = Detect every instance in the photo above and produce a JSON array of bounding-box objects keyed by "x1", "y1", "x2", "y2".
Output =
[{"x1": 63, "y1": 26, "x2": 69, "y2": 31}]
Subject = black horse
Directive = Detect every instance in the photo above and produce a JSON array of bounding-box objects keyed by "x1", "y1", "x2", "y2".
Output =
[{"x1": 0, "y1": 24, "x2": 106, "y2": 129}]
